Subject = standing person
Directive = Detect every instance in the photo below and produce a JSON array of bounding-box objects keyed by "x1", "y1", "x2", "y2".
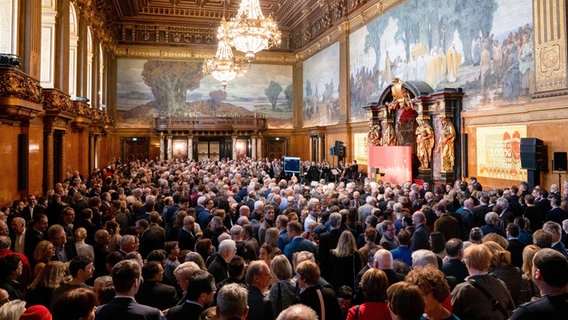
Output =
[
  {"x1": 509, "y1": 248, "x2": 568, "y2": 319},
  {"x1": 51, "y1": 287, "x2": 97, "y2": 320},
  {"x1": 283, "y1": 221, "x2": 316, "y2": 263},
  {"x1": 346, "y1": 268, "x2": 392, "y2": 320},
  {"x1": 166, "y1": 270, "x2": 216, "y2": 320},
  {"x1": 410, "y1": 212, "x2": 430, "y2": 251},
  {"x1": 328, "y1": 230, "x2": 362, "y2": 290},
  {"x1": 216, "y1": 283, "x2": 249, "y2": 320},
  {"x1": 246, "y1": 260, "x2": 274, "y2": 320},
  {"x1": 135, "y1": 261, "x2": 178, "y2": 311},
  {"x1": 269, "y1": 255, "x2": 298, "y2": 318},
  {"x1": 386, "y1": 282, "x2": 425, "y2": 320},
  {"x1": 296, "y1": 260, "x2": 343, "y2": 320},
  {"x1": 26, "y1": 261, "x2": 67, "y2": 309},
  {"x1": 406, "y1": 265, "x2": 459, "y2": 320},
  {"x1": 451, "y1": 244, "x2": 515, "y2": 320},
  {"x1": 95, "y1": 259, "x2": 162, "y2": 320}
]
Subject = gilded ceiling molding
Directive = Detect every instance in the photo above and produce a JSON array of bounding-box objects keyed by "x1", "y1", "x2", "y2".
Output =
[
  {"x1": 73, "y1": 0, "x2": 117, "y2": 51},
  {"x1": 114, "y1": 45, "x2": 296, "y2": 64}
]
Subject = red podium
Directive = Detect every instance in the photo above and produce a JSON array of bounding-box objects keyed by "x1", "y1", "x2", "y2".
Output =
[{"x1": 368, "y1": 145, "x2": 413, "y2": 185}]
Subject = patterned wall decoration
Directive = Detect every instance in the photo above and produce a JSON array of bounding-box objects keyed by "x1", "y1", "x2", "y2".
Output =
[
  {"x1": 349, "y1": 0, "x2": 534, "y2": 123},
  {"x1": 116, "y1": 59, "x2": 293, "y2": 129},
  {"x1": 302, "y1": 42, "x2": 340, "y2": 128}
]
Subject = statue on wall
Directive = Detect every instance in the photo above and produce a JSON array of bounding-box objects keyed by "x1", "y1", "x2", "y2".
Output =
[
  {"x1": 437, "y1": 115, "x2": 456, "y2": 172},
  {"x1": 446, "y1": 44, "x2": 462, "y2": 83},
  {"x1": 368, "y1": 123, "x2": 381, "y2": 146},
  {"x1": 381, "y1": 120, "x2": 397, "y2": 146},
  {"x1": 415, "y1": 117, "x2": 434, "y2": 169}
]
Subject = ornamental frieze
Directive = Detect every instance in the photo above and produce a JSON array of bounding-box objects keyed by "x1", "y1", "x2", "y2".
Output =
[{"x1": 0, "y1": 67, "x2": 42, "y2": 104}]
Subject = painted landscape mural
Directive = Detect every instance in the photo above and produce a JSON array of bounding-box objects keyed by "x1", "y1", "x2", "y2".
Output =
[
  {"x1": 303, "y1": 42, "x2": 340, "y2": 127},
  {"x1": 349, "y1": 0, "x2": 534, "y2": 122},
  {"x1": 116, "y1": 60, "x2": 293, "y2": 129}
]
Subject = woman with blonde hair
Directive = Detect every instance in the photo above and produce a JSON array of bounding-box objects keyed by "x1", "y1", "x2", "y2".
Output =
[
  {"x1": 26, "y1": 261, "x2": 68, "y2": 308},
  {"x1": 264, "y1": 227, "x2": 280, "y2": 248},
  {"x1": 346, "y1": 268, "x2": 391, "y2": 320},
  {"x1": 74, "y1": 227, "x2": 94, "y2": 262},
  {"x1": 483, "y1": 240, "x2": 524, "y2": 305},
  {"x1": 269, "y1": 255, "x2": 298, "y2": 317},
  {"x1": 32, "y1": 240, "x2": 55, "y2": 277},
  {"x1": 328, "y1": 230, "x2": 362, "y2": 290},
  {"x1": 519, "y1": 244, "x2": 540, "y2": 301}
]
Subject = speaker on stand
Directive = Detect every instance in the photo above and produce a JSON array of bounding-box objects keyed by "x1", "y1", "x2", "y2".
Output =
[{"x1": 553, "y1": 152, "x2": 567, "y2": 195}]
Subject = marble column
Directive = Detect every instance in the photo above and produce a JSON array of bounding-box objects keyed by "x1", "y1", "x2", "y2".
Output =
[
  {"x1": 43, "y1": 128, "x2": 54, "y2": 193},
  {"x1": 159, "y1": 133, "x2": 165, "y2": 161},
  {"x1": 187, "y1": 135, "x2": 193, "y2": 160},
  {"x1": 166, "y1": 135, "x2": 173, "y2": 160},
  {"x1": 232, "y1": 135, "x2": 237, "y2": 160},
  {"x1": 251, "y1": 136, "x2": 257, "y2": 160}
]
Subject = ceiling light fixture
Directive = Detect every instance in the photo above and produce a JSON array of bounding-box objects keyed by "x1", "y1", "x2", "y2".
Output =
[
  {"x1": 203, "y1": 31, "x2": 246, "y2": 89},
  {"x1": 222, "y1": 0, "x2": 281, "y2": 62}
]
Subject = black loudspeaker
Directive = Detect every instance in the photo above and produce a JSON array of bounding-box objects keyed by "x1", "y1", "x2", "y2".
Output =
[
  {"x1": 18, "y1": 134, "x2": 28, "y2": 190},
  {"x1": 520, "y1": 138, "x2": 546, "y2": 170},
  {"x1": 461, "y1": 133, "x2": 468, "y2": 177},
  {"x1": 335, "y1": 141, "x2": 344, "y2": 157},
  {"x1": 553, "y1": 152, "x2": 567, "y2": 171}
]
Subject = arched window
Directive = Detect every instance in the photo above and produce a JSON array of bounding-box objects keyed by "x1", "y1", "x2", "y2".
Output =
[
  {"x1": 69, "y1": 2, "x2": 78, "y2": 99},
  {"x1": 0, "y1": 0, "x2": 19, "y2": 54}
]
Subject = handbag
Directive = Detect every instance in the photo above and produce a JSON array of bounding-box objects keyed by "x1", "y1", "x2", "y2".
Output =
[{"x1": 467, "y1": 278, "x2": 509, "y2": 319}]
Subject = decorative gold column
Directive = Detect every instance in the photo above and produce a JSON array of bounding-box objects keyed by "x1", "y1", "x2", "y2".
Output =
[
  {"x1": 232, "y1": 135, "x2": 237, "y2": 160},
  {"x1": 60, "y1": 130, "x2": 67, "y2": 182},
  {"x1": 43, "y1": 120, "x2": 55, "y2": 192},
  {"x1": 533, "y1": 0, "x2": 568, "y2": 95},
  {"x1": 158, "y1": 132, "x2": 164, "y2": 161},
  {"x1": 337, "y1": 20, "x2": 350, "y2": 124},
  {"x1": 251, "y1": 136, "x2": 257, "y2": 160},
  {"x1": 166, "y1": 135, "x2": 173, "y2": 160}
]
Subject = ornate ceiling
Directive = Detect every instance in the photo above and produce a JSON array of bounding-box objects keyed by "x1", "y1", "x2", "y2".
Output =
[{"x1": 94, "y1": 0, "x2": 391, "y2": 55}]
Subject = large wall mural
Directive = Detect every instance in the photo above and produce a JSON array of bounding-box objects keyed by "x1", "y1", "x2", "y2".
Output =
[
  {"x1": 349, "y1": 0, "x2": 533, "y2": 123},
  {"x1": 116, "y1": 60, "x2": 293, "y2": 129},
  {"x1": 303, "y1": 42, "x2": 340, "y2": 127}
]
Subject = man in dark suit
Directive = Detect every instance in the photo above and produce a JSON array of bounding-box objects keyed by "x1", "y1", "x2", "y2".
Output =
[
  {"x1": 93, "y1": 229, "x2": 111, "y2": 279},
  {"x1": 506, "y1": 223, "x2": 527, "y2": 267},
  {"x1": 373, "y1": 249, "x2": 405, "y2": 287},
  {"x1": 178, "y1": 215, "x2": 198, "y2": 251},
  {"x1": 74, "y1": 208, "x2": 98, "y2": 245},
  {"x1": 24, "y1": 214, "x2": 48, "y2": 262},
  {"x1": 317, "y1": 212, "x2": 342, "y2": 278},
  {"x1": 167, "y1": 270, "x2": 215, "y2": 320},
  {"x1": 95, "y1": 259, "x2": 162, "y2": 320},
  {"x1": 245, "y1": 260, "x2": 274, "y2": 320},
  {"x1": 283, "y1": 221, "x2": 317, "y2": 263},
  {"x1": 546, "y1": 195, "x2": 568, "y2": 225},
  {"x1": 543, "y1": 221, "x2": 568, "y2": 258},
  {"x1": 20, "y1": 195, "x2": 45, "y2": 223},
  {"x1": 136, "y1": 219, "x2": 166, "y2": 259},
  {"x1": 472, "y1": 194, "x2": 491, "y2": 228},
  {"x1": 48, "y1": 224, "x2": 77, "y2": 263},
  {"x1": 135, "y1": 261, "x2": 178, "y2": 311},
  {"x1": 442, "y1": 238, "x2": 469, "y2": 284},
  {"x1": 410, "y1": 212, "x2": 430, "y2": 251},
  {"x1": 208, "y1": 239, "x2": 237, "y2": 284}
]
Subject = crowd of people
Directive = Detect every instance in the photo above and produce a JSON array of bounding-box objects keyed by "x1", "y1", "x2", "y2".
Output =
[{"x1": 0, "y1": 157, "x2": 567, "y2": 320}]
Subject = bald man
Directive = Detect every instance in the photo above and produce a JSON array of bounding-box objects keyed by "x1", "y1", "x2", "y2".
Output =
[{"x1": 373, "y1": 249, "x2": 404, "y2": 287}]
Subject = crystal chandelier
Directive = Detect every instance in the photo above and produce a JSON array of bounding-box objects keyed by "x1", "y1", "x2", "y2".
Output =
[
  {"x1": 222, "y1": 0, "x2": 281, "y2": 62},
  {"x1": 203, "y1": 26, "x2": 246, "y2": 89}
]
